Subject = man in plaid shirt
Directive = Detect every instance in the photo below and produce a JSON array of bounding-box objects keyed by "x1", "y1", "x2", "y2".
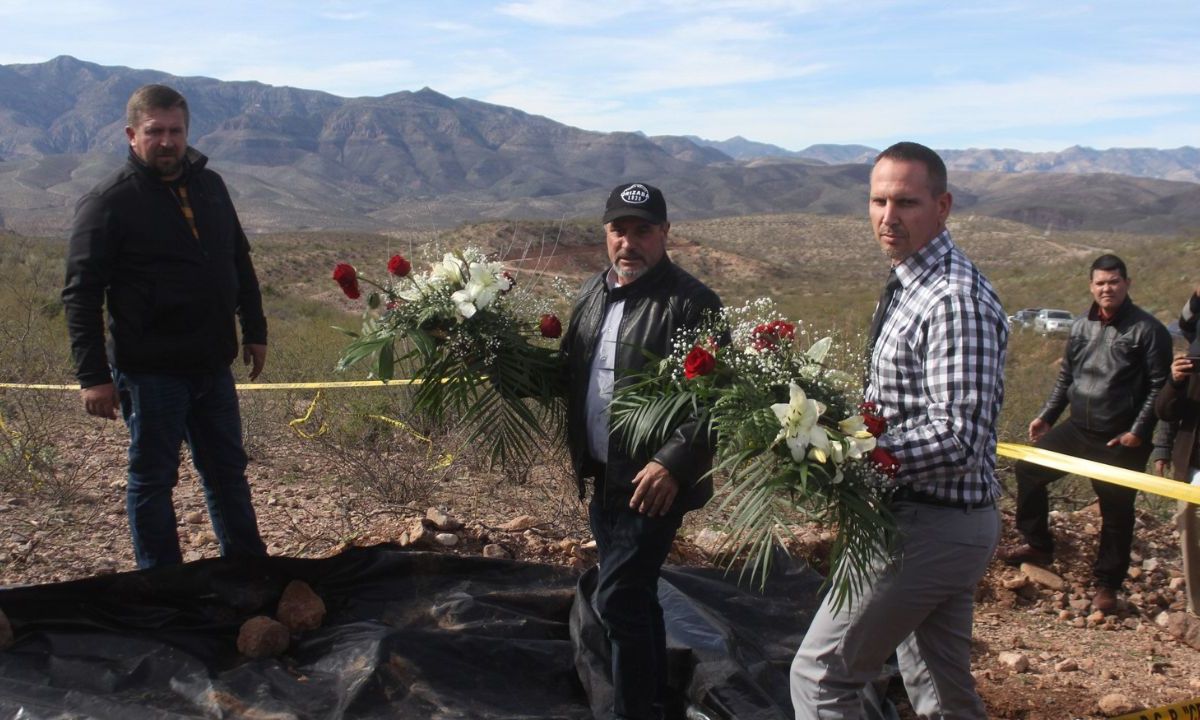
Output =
[{"x1": 791, "y1": 142, "x2": 1007, "y2": 719}]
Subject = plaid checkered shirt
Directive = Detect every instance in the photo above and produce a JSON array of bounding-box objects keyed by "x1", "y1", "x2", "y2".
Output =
[{"x1": 865, "y1": 230, "x2": 1008, "y2": 504}]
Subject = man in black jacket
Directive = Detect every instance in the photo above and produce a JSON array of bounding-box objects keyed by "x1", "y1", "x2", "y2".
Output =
[
  {"x1": 62, "y1": 84, "x2": 268, "y2": 569},
  {"x1": 1151, "y1": 286, "x2": 1200, "y2": 618},
  {"x1": 1002, "y1": 254, "x2": 1171, "y2": 612},
  {"x1": 561, "y1": 183, "x2": 722, "y2": 720}
]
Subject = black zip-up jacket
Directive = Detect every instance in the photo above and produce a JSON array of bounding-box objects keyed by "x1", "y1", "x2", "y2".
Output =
[
  {"x1": 62, "y1": 148, "x2": 267, "y2": 388},
  {"x1": 1039, "y1": 297, "x2": 1171, "y2": 440},
  {"x1": 561, "y1": 257, "x2": 722, "y2": 511}
]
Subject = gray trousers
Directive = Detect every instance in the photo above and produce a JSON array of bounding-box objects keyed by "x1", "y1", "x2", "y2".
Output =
[
  {"x1": 790, "y1": 501, "x2": 1000, "y2": 719},
  {"x1": 1180, "y1": 469, "x2": 1200, "y2": 616}
]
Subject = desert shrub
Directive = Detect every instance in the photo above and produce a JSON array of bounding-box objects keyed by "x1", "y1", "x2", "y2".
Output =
[{"x1": 308, "y1": 396, "x2": 451, "y2": 507}]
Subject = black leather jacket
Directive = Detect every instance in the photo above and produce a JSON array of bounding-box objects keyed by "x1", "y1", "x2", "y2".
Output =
[
  {"x1": 63, "y1": 148, "x2": 267, "y2": 388},
  {"x1": 561, "y1": 258, "x2": 722, "y2": 511},
  {"x1": 1039, "y1": 298, "x2": 1171, "y2": 440}
]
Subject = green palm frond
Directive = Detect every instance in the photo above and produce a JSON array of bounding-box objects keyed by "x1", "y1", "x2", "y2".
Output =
[{"x1": 610, "y1": 381, "x2": 702, "y2": 456}]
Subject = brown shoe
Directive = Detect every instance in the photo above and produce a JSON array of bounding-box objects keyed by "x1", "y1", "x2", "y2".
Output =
[
  {"x1": 1093, "y1": 586, "x2": 1118, "y2": 614},
  {"x1": 998, "y1": 544, "x2": 1053, "y2": 567}
]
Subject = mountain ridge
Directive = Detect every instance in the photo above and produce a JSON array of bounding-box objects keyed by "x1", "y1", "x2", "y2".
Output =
[{"x1": 1, "y1": 56, "x2": 1197, "y2": 235}]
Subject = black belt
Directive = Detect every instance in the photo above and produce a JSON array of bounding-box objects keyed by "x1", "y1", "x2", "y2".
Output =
[{"x1": 891, "y1": 486, "x2": 994, "y2": 510}]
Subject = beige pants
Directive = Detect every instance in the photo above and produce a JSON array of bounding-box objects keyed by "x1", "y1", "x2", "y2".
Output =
[{"x1": 1180, "y1": 469, "x2": 1200, "y2": 615}]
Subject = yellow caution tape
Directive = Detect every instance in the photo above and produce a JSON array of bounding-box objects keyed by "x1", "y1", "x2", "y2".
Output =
[
  {"x1": 1112, "y1": 696, "x2": 1200, "y2": 720},
  {"x1": 287, "y1": 390, "x2": 328, "y2": 439},
  {"x1": 367, "y1": 414, "x2": 454, "y2": 469},
  {"x1": 998, "y1": 442, "x2": 1200, "y2": 505},
  {"x1": 281, "y1": 390, "x2": 453, "y2": 470},
  {"x1": 5, "y1": 377, "x2": 1199, "y2": 504}
]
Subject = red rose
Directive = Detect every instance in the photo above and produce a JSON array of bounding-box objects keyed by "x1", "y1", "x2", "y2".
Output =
[
  {"x1": 768, "y1": 320, "x2": 795, "y2": 340},
  {"x1": 387, "y1": 255, "x2": 411, "y2": 277},
  {"x1": 332, "y1": 263, "x2": 361, "y2": 299},
  {"x1": 751, "y1": 319, "x2": 795, "y2": 351},
  {"x1": 868, "y1": 447, "x2": 900, "y2": 479},
  {"x1": 683, "y1": 345, "x2": 716, "y2": 379},
  {"x1": 862, "y1": 413, "x2": 887, "y2": 437},
  {"x1": 539, "y1": 314, "x2": 562, "y2": 339}
]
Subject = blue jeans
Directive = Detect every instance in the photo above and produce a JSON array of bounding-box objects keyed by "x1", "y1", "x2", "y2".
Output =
[
  {"x1": 589, "y1": 499, "x2": 683, "y2": 720},
  {"x1": 113, "y1": 367, "x2": 266, "y2": 568}
]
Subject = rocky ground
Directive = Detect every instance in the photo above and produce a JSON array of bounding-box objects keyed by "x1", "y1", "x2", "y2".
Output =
[{"x1": 2, "y1": 418, "x2": 1199, "y2": 719}]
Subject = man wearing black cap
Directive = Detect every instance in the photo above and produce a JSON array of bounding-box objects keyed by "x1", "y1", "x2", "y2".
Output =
[{"x1": 560, "y1": 183, "x2": 723, "y2": 719}]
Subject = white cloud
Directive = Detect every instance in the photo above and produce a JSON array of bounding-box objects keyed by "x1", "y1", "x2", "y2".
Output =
[{"x1": 685, "y1": 61, "x2": 1200, "y2": 149}]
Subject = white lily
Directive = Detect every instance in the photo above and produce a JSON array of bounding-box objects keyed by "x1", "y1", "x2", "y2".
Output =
[
  {"x1": 450, "y1": 261, "x2": 513, "y2": 319},
  {"x1": 771, "y1": 382, "x2": 828, "y2": 463},
  {"x1": 846, "y1": 434, "x2": 877, "y2": 459},
  {"x1": 837, "y1": 414, "x2": 877, "y2": 460},
  {"x1": 429, "y1": 253, "x2": 468, "y2": 288},
  {"x1": 838, "y1": 415, "x2": 875, "y2": 439}
]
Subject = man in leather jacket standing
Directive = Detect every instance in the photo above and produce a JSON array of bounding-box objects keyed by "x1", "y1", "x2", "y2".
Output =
[
  {"x1": 1002, "y1": 254, "x2": 1171, "y2": 613},
  {"x1": 62, "y1": 84, "x2": 268, "y2": 569},
  {"x1": 560, "y1": 182, "x2": 722, "y2": 720}
]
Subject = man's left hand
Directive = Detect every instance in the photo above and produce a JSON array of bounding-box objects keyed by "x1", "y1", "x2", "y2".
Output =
[
  {"x1": 629, "y1": 461, "x2": 678, "y2": 517},
  {"x1": 243, "y1": 344, "x2": 267, "y2": 380},
  {"x1": 1106, "y1": 432, "x2": 1142, "y2": 448}
]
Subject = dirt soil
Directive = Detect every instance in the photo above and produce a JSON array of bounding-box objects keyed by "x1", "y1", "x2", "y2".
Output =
[{"x1": 2, "y1": 418, "x2": 1199, "y2": 719}]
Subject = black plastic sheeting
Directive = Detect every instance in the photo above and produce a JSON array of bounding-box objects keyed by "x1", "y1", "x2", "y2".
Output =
[{"x1": 0, "y1": 546, "x2": 897, "y2": 719}]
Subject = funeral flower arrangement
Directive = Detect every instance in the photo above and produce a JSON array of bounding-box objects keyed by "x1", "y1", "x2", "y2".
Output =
[
  {"x1": 332, "y1": 248, "x2": 564, "y2": 468},
  {"x1": 611, "y1": 299, "x2": 896, "y2": 607}
]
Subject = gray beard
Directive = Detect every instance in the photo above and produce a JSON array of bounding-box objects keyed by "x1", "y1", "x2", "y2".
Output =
[{"x1": 614, "y1": 265, "x2": 647, "y2": 282}]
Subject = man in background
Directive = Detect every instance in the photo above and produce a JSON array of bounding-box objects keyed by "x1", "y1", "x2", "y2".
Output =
[
  {"x1": 560, "y1": 182, "x2": 722, "y2": 720},
  {"x1": 62, "y1": 84, "x2": 268, "y2": 568},
  {"x1": 1002, "y1": 254, "x2": 1171, "y2": 613},
  {"x1": 791, "y1": 142, "x2": 1007, "y2": 718},
  {"x1": 1152, "y1": 286, "x2": 1200, "y2": 618}
]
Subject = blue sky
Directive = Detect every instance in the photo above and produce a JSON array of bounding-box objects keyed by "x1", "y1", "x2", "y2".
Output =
[{"x1": 2, "y1": 0, "x2": 1197, "y2": 152}]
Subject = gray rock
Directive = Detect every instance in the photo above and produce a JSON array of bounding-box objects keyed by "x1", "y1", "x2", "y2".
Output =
[
  {"x1": 425, "y1": 507, "x2": 462, "y2": 531},
  {"x1": 404, "y1": 519, "x2": 434, "y2": 547},
  {"x1": 1020, "y1": 563, "x2": 1067, "y2": 591},
  {"x1": 997, "y1": 651, "x2": 1029, "y2": 672},
  {"x1": 498, "y1": 515, "x2": 539, "y2": 532},
  {"x1": 1097, "y1": 693, "x2": 1137, "y2": 716},
  {"x1": 692, "y1": 528, "x2": 728, "y2": 557},
  {"x1": 482, "y1": 543, "x2": 510, "y2": 559},
  {"x1": 1165, "y1": 611, "x2": 1200, "y2": 650}
]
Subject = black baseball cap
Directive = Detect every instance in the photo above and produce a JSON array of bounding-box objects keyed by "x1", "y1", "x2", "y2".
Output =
[{"x1": 602, "y1": 182, "x2": 668, "y2": 225}]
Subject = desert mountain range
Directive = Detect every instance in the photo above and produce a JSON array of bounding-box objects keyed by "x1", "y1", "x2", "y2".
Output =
[{"x1": 1, "y1": 56, "x2": 1197, "y2": 235}]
